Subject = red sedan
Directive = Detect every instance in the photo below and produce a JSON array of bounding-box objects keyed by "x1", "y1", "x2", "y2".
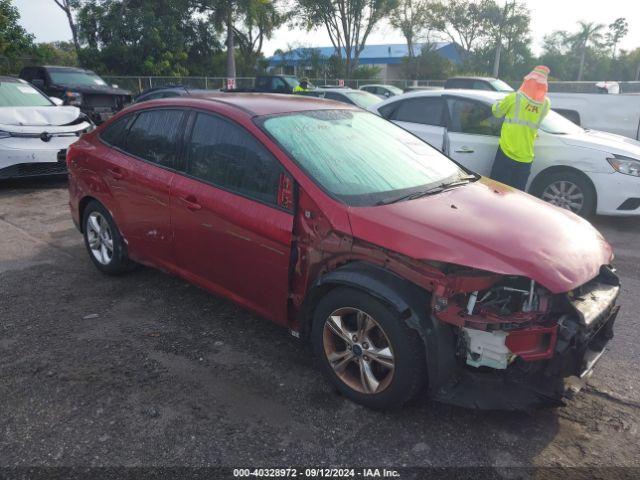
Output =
[{"x1": 67, "y1": 94, "x2": 620, "y2": 410}]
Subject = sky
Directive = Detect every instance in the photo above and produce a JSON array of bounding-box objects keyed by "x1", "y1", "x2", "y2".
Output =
[{"x1": 14, "y1": 0, "x2": 640, "y2": 57}]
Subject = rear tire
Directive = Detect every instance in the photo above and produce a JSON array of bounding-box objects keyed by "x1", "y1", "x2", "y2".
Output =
[
  {"x1": 312, "y1": 287, "x2": 427, "y2": 410},
  {"x1": 532, "y1": 170, "x2": 596, "y2": 217},
  {"x1": 82, "y1": 200, "x2": 133, "y2": 275}
]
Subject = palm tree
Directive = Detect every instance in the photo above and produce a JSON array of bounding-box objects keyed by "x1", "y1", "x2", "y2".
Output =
[{"x1": 572, "y1": 21, "x2": 604, "y2": 81}]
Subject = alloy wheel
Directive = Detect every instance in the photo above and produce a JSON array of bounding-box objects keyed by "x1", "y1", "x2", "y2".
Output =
[
  {"x1": 322, "y1": 307, "x2": 395, "y2": 395},
  {"x1": 86, "y1": 211, "x2": 114, "y2": 265},
  {"x1": 541, "y1": 180, "x2": 584, "y2": 213}
]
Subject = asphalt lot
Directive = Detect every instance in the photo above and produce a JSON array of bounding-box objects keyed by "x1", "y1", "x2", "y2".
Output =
[{"x1": 1, "y1": 177, "x2": 639, "y2": 470}]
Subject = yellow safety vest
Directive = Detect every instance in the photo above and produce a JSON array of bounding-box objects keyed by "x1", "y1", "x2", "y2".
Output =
[
  {"x1": 293, "y1": 85, "x2": 307, "y2": 92},
  {"x1": 492, "y1": 92, "x2": 550, "y2": 164}
]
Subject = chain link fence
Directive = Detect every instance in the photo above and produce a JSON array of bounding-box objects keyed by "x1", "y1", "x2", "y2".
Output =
[{"x1": 101, "y1": 75, "x2": 640, "y2": 95}]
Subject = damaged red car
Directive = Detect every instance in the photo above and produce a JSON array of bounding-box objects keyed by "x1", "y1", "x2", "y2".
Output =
[{"x1": 67, "y1": 94, "x2": 620, "y2": 410}]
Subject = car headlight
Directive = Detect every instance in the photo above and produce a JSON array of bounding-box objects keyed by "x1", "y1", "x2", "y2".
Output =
[
  {"x1": 607, "y1": 154, "x2": 640, "y2": 177},
  {"x1": 64, "y1": 91, "x2": 83, "y2": 107}
]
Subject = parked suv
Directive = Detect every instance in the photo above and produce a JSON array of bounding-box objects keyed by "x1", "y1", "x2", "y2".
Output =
[
  {"x1": 67, "y1": 94, "x2": 619, "y2": 410},
  {"x1": 19, "y1": 66, "x2": 131, "y2": 124},
  {"x1": 444, "y1": 76, "x2": 514, "y2": 92}
]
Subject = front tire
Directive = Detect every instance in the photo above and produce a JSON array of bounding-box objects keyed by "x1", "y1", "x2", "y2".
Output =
[
  {"x1": 533, "y1": 171, "x2": 596, "y2": 217},
  {"x1": 312, "y1": 287, "x2": 427, "y2": 410},
  {"x1": 82, "y1": 200, "x2": 132, "y2": 275}
]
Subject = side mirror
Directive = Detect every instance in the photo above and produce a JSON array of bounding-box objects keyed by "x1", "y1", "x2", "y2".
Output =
[
  {"x1": 32, "y1": 79, "x2": 45, "y2": 89},
  {"x1": 49, "y1": 96, "x2": 64, "y2": 106},
  {"x1": 384, "y1": 92, "x2": 390, "y2": 97}
]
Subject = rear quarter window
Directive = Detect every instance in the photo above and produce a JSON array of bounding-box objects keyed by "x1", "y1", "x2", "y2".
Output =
[{"x1": 100, "y1": 115, "x2": 133, "y2": 148}]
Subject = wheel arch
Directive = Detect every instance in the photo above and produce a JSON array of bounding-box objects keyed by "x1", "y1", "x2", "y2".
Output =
[
  {"x1": 529, "y1": 165, "x2": 598, "y2": 211},
  {"x1": 78, "y1": 195, "x2": 100, "y2": 233},
  {"x1": 301, "y1": 261, "x2": 457, "y2": 395}
]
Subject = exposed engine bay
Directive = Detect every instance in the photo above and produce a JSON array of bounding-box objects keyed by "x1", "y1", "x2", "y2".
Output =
[{"x1": 429, "y1": 265, "x2": 620, "y2": 408}]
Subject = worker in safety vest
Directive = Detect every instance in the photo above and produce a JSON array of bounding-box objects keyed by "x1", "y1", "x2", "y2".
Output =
[
  {"x1": 293, "y1": 77, "x2": 310, "y2": 92},
  {"x1": 490, "y1": 66, "x2": 551, "y2": 190}
]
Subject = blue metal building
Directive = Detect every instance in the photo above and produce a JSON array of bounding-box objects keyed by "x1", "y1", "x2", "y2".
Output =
[{"x1": 268, "y1": 42, "x2": 462, "y2": 80}]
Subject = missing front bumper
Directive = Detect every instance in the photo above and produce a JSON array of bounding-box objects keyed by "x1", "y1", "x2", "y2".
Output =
[{"x1": 432, "y1": 304, "x2": 619, "y2": 410}]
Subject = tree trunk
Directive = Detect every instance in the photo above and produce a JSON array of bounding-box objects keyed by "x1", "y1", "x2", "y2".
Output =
[
  {"x1": 492, "y1": 40, "x2": 502, "y2": 77},
  {"x1": 577, "y1": 46, "x2": 586, "y2": 81},
  {"x1": 226, "y1": 9, "x2": 236, "y2": 81},
  {"x1": 635, "y1": 62, "x2": 640, "y2": 81},
  {"x1": 65, "y1": 9, "x2": 80, "y2": 54},
  {"x1": 53, "y1": 1, "x2": 80, "y2": 60}
]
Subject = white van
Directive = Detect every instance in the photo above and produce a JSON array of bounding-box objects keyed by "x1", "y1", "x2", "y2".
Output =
[{"x1": 548, "y1": 93, "x2": 640, "y2": 140}]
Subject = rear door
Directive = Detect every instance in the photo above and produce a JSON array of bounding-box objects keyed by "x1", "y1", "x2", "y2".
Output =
[
  {"x1": 109, "y1": 108, "x2": 187, "y2": 266},
  {"x1": 444, "y1": 96, "x2": 502, "y2": 175},
  {"x1": 170, "y1": 111, "x2": 294, "y2": 324},
  {"x1": 382, "y1": 96, "x2": 446, "y2": 150}
]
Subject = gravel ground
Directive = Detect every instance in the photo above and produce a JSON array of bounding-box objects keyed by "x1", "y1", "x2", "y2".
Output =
[{"x1": 0, "y1": 178, "x2": 639, "y2": 471}]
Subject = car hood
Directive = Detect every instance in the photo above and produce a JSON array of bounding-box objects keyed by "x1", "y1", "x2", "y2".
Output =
[
  {"x1": 0, "y1": 106, "x2": 90, "y2": 133},
  {"x1": 559, "y1": 129, "x2": 640, "y2": 158},
  {"x1": 347, "y1": 178, "x2": 612, "y2": 293}
]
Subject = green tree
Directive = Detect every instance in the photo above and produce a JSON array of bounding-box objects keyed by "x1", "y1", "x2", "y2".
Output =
[
  {"x1": 483, "y1": 0, "x2": 530, "y2": 77},
  {"x1": 193, "y1": 0, "x2": 242, "y2": 81},
  {"x1": 571, "y1": 21, "x2": 604, "y2": 81},
  {"x1": 606, "y1": 17, "x2": 628, "y2": 59},
  {"x1": 51, "y1": 0, "x2": 84, "y2": 57},
  {"x1": 389, "y1": 0, "x2": 433, "y2": 59},
  {"x1": 77, "y1": 0, "x2": 220, "y2": 76},
  {"x1": 430, "y1": 0, "x2": 488, "y2": 53},
  {"x1": 404, "y1": 42, "x2": 453, "y2": 79},
  {"x1": 295, "y1": 0, "x2": 397, "y2": 78},
  {"x1": 34, "y1": 41, "x2": 78, "y2": 66},
  {"x1": 0, "y1": 0, "x2": 36, "y2": 74},
  {"x1": 233, "y1": 0, "x2": 289, "y2": 74}
]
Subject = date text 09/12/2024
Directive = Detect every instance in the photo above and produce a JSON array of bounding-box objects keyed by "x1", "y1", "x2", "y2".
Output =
[{"x1": 233, "y1": 468, "x2": 401, "y2": 478}]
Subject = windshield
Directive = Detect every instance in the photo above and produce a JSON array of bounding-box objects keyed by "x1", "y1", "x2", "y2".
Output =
[
  {"x1": 282, "y1": 77, "x2": 300, "y2": 89},
  {"x1": 490, "y1": 79, "x2": 514, "y2": 92},
  {"x1": 344, "y1": 91, "x2": 382, "y2": 108},
  {"x1": 261, "y1": 110, "x2": 467, "y2": 206},
  {"x1": 385, "y1": 85, "x2": 403, "y2": 95},
  {"x1": 540, "y1": 110, "x2": 584, "y2": 135},
  {"x1": 49, "y1": 71, "x2": 108, "y2": 87},
  {"x1": 0, "y1": 81, "x2": 52, "y2": 107}
]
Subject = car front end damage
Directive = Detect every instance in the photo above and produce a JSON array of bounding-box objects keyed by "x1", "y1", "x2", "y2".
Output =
[{"x1": 428, "y1": 265, "x2": 620, "y2": 409}]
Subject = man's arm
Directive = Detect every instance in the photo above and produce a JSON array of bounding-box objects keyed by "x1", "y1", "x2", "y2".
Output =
[{"x1": 492, "y1": 93, "x2": 515, "y2": 118}]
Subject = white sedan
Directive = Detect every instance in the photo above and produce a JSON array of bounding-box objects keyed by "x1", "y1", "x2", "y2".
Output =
[
  {"x1": 369, "y1": 89, "x2": 640, "y2": 216},
  {"x1": 0, "y1": 76, "x2": 92, "y2": 180}
]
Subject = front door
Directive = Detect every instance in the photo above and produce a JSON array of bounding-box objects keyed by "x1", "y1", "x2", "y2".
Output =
[
  {"x1": 170, "y1": 112, "x2": 294, "y2": 324},
  {"x1": 444, "y1": 96, "x2": 502, "y2": 176}
]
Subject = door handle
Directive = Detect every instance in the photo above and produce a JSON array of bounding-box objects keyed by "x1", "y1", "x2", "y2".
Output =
[
  {"x1": 454, "y1": 147, "x2": 475, "y2": 154},
  {"x1": 107, "y1": 167, "x2": 124, "y2": 179},
  {"x1": 180, "y1": 195, "x2": 202, "y2": 211}
]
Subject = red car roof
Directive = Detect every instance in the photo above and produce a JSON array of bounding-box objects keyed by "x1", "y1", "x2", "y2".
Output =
[{"x1": 136, "y1": 93, "x2": 356, "y2": 117}]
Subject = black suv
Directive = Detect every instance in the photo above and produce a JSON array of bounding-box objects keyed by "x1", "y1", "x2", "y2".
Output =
[{"x1": 19, "y1": 66, "x2": 131, "y2": 124}]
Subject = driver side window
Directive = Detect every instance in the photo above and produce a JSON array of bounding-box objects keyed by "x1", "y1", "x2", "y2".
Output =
[{"x1": 446, "y1": 97, "x2": 503, "y2": 136}]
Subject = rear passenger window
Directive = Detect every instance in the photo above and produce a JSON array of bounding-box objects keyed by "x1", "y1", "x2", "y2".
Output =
[
  {"x1": 472, "y1": 81, "x2": 492, "y2": 90},
  {"x1": 100, "y1": 115, "x2": 132, "y2": 148},
  {"x1": 391, "y1": 97, "x2": 444, "y2": 126},
  {"x1": 125, "y1": 109, "x2": 185, "y2": 168},
  {"x1": 186, "y1": 113, "x2": 282, "y2": 205}
]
